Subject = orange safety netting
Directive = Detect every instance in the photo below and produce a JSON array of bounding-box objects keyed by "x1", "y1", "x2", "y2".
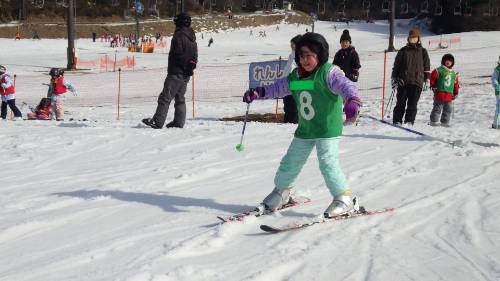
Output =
[
  {"x1": 428, "y1": 36, "x2": 462, "y2": 49},
  {"x1": 76, "y1": 55, "x2": 136, "y2": 71}
]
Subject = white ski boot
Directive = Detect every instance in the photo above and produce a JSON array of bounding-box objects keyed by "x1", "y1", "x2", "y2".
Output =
[
  {"x1": 324, "y1": 194, "x2": 359, "y2": 218},
  {"x1": 255, "y1": 188, "x2": 291, "y2": 214}
]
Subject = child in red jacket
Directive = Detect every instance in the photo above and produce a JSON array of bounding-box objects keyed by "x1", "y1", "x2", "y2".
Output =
[
  {"x1": 429, "y1": 54, "x2": 459, "y2": 127},
  {"x1": 48, "y1": 68, "x2": 77, "y2": 121},
  {"x1": 27, "y1": 98, "x2": 52, "y2": 120}
]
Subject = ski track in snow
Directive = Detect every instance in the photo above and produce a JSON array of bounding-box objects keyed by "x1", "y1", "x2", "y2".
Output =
[{"x1": 1, "y1": 20, "x2": 500, "y2": 281}]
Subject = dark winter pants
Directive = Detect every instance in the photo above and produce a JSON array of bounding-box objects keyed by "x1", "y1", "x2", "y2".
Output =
[
  {"x1": 283, "y1": 95, "x2": 298, "y2": 124},
  {"x1": 393, "y1": 84, "x2": 422, "y2": 124},
  {"x1": 1, "y1": 99, "x2": 22, "y2": 119},
  {"x1": 430, "y1": 100, "x2": 453, "y2": 125},
  {"x1": 152, "y1": 74, "x2": 189, "y2": 128}
]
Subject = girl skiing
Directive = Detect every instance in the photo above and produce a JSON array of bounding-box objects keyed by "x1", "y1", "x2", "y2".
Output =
[
  {"x1": 0, "y1": 65, "x2": 23, "y2": 120},
  {"x1": 492, "y1": 55, "x2": 500, "y2": 129},
  {"x1": 48, "y1": 68, "x2": 77, "y2": 121},
  {"x1": 429, "y1": 54, "x2": 460, "y2": 127},
  {"x1": 242, "y1": 33, "x2": 361, "y2": 218}
]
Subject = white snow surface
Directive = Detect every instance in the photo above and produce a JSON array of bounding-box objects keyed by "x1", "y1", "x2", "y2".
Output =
[{"x1": 1, "y1": 20, "x2": 500, "y2": 281}]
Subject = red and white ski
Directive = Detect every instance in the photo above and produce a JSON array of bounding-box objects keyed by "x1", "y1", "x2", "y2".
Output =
[
  {"x1": 260, "y1": 207, "x2": 395, "y2": 233},
  {"x1": 217, "y1": 197, "x2": 311, "y2": 223}
]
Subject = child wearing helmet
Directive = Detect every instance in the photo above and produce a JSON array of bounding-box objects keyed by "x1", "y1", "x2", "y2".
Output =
[
  {"x1": 492, "y1": 56, "x2": 500, "y2": 129},
  {"x1": 429, "y1": 54, "x2": 460, "y2": 127},
  {"x1": 48, "y1": 68, "x2": 77, "y2": 121},
  {"x1": 242, "y1": 33, "x2": 362, "y2": 218},
  {"x1": 0, "y1": 65, "x2": 23, "y2": 120}
]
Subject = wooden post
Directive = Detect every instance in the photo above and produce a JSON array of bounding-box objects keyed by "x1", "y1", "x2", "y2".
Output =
[
  {"x1": 117, "y1": 68, "x2": 121, "y2": 120},
  {"x1": 113, "y1": 50, "x2": 117, "y2": 72},
  {"x1": 381, "y1": 50, "x2": 388, "y2": 119},
  {"x1": 275, "y1": 56, "x2": 282, "y2": 122}
]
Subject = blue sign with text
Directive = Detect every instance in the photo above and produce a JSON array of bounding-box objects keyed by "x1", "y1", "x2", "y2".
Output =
[{"x1": 248, "y1": 59, "x2": 288, "y2": 89}]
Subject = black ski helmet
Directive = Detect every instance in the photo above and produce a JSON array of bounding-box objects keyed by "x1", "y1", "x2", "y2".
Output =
[
  {"x1": 294, "y1": 32, "x2": 330, "y2": 68},
  {"x1": 441, "y1": 54, "x2": 455, "y2": 68},
  {"x1": 49, "y1": 68, "x2": 64, "y2": 78},
  {"x1": 174, "y1": 12, "x2": 191, "y2": 28},
  {"x1": 0, "y1": 65, "x2": 6, "y2": 74}
]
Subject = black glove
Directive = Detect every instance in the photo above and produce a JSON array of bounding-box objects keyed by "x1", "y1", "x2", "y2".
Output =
[{"x1": 348, "y1": 70, "x2": 359, "y2": 82}]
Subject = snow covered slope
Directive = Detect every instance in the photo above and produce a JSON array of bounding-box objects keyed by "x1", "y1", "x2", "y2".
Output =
[{"x1": 1, "y1": 20, "x2": 500, "y2": 281}]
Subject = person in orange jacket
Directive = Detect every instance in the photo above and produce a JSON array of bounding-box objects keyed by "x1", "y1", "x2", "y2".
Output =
[{"x1": 429, "y1": 54, "x2": 460, "y2": 127}]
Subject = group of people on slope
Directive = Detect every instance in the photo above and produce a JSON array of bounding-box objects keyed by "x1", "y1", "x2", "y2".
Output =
[
  {"x1": 0, "y1": 66, "x2": 76, "y2": 121},
  {"x1": 239, "y1": 27, "x2": 499, "y2": 218},
  {"x1": 3, "y1": 13, "x2": 500, "y2": 220}
]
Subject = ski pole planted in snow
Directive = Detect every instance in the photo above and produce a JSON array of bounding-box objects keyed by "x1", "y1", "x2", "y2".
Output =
[
  {"x1": 236, "y1": 103, "x2": 250, "y2": 152},
  {"x1": 362, "y1": 114, "x2": 463, "y2": 148}
]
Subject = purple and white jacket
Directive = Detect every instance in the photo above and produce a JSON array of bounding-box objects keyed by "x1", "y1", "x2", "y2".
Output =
[{"x1": 258, "y1": 65, "x2": 359, "y2": 102}]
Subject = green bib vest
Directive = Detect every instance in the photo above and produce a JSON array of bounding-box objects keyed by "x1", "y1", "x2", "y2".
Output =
[
  {"x1": 288, "y1": 63, "x2": 343, "y2": 139},
  {"x1": 436, "y1": 66, "x2": 457, "y2": 93}
]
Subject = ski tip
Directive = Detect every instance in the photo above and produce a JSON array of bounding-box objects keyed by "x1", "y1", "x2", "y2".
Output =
[
  {"x1": 260, "y1": 224, "x2": 281, "y2": 233},
  {"x1": 216, "y1": 216, "x2": 228, "y2": 223}
]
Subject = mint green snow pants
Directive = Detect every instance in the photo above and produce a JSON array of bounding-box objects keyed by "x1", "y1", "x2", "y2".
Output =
[{"x1": 274, "y1": 137, "x2": 348, "y2": 197}]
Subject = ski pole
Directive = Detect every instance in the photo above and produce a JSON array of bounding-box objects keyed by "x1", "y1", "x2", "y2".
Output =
[
  {"x1": 236, "y1": 103, "x2": 250, "y2": 152},
  {"x1": 362, "y1": 114, "x2": 463, "y2": 148},
  {"x1": 385, "y1": 87, "x2": 396, "y2": 119}
]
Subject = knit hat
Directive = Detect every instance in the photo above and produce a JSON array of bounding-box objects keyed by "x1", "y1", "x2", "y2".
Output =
[
  {"x1": 294, "y1": 32, "x2": 330, "y2": 67},
  {"x1": 441, "y1": 54, "x2": 455, "y2": 68},
  {"x1": 174, "y1": 12, "x2": 191, "y2": 28},
  {"x1": 340, "y1": 29, "x2": 351, "y2": 43},
  {"x1": 408, "y1": 27, "x2": 421, "y2": 43}
]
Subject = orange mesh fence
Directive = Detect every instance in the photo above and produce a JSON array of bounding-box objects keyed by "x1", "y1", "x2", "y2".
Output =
[
  {"x1": 428, "y1": 36, "x2": 462, "y2": 49},
  {"x1": 76, "y1": 55, "x2": 136, "y2": 71}
]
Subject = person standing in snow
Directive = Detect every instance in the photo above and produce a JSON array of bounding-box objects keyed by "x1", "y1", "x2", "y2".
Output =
[
  {"x1": 282, "y1": 34, "x2": 302, "y2": 124},
  {"x1": 492, "y1": 55, "x2": 500, "y2": 129},
  {"x1": 242, "y1": 33, "x2": 362, "y2": 218},
  {"x1": 0, "y1": 65, "x2": 22, "y2": 120},
  {"x1": 429, "y1": 54, "x2": 460, "y2": 127},
  {"x1": 142, "y1": 13, "x2": 198, "y2": 129},
  {"x1": 48, "y1": 68, "x2": 77, "y2": 121},
  {"x1": 332, "y1": 30, "x2": 361, "y2": 83},
  {"x1": 391, "y1": 28, "x2": 431, "y2": 126}
]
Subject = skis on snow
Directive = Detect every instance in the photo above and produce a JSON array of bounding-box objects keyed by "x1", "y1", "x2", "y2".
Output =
[
  {"x1": 217, "y1": 197, "x2": 311, "y2": 223},
  {"x1": 260, "y1": 206, "x2": 395, "y2": 233}
]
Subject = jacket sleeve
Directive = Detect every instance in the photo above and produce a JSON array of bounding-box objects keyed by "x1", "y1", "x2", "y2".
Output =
[
  {"x1": 351, "y1": 50, "x2": 361, "y2": 71},
  {"x1": 454, "y1": 73, "x2": 460, "y2": 96},
  {"x1": 430, "y1": 69, "x2": 438, "y2": 89},
  {"x1": 260, "y1": 77, "x2": 291, "y2": 99},
  {"x1": 492, "y1": 68, "x2": 500, "y2": 90},
  {"x1": 423, "y1": 48, "x2": 431, "y2": 80},
  {"x1": 391, "y1": 50, "x2": 403, "y2": 79},
  {"x1": 349, "y1": 50, "x2": 361, "y2": 82},
  {"x1": 63, "y1": 78, "x2": 76, "y2": 93},
  {"x1": 326, "y1": 66, "x2": 359, "y2": 101},
  {"x1": 332, "y1": 51, "x2": 340, "y2": 66},
  {"x1": 1, "y1": 75, "x2": 13, "y2": 88}
]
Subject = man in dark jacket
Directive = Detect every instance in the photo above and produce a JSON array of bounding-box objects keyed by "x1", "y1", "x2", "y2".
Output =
[
  {"x1": 333, "y1": 29, "x2": 361, "y2": 82},
  {"x1": 391, "y1": 28, "x2": 430, "y2": 125},
  {"x1": 143, "y1": 12, "x2": 198, "y2": 129}
]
